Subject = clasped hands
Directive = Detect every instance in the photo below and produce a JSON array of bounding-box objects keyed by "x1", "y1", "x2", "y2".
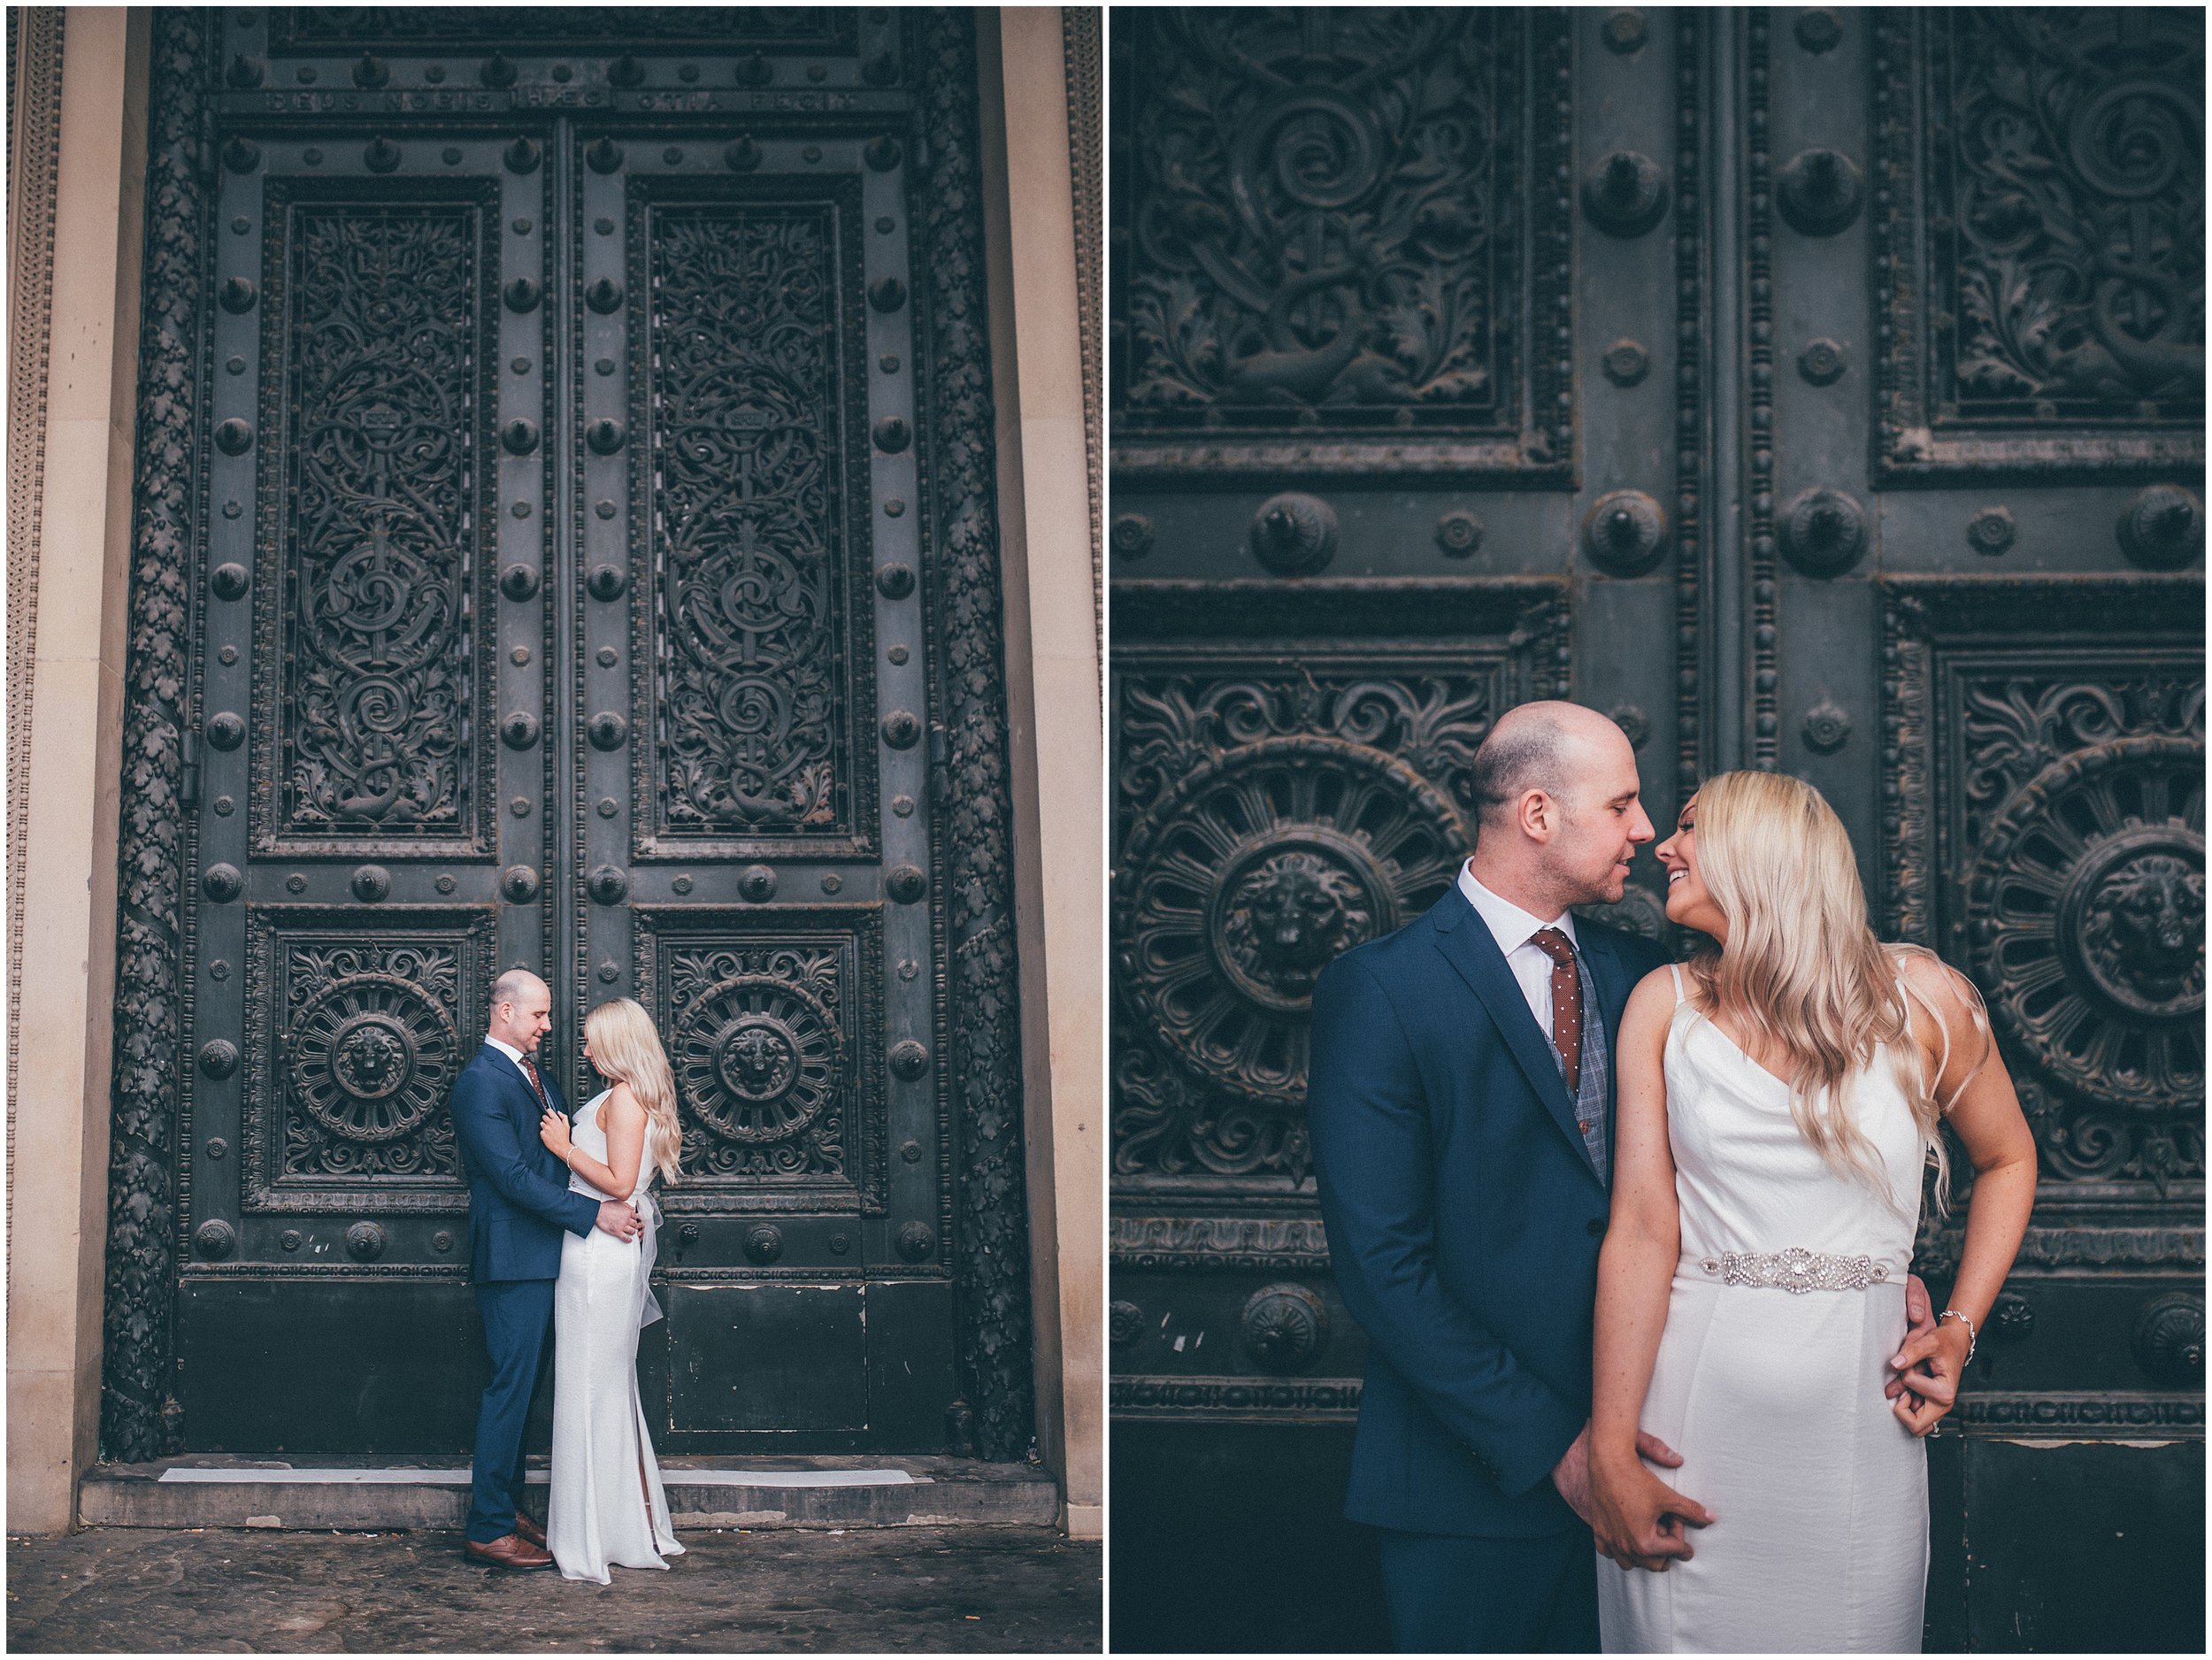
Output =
[
  {"x1": 1564, "y1": 1273, "x2": 1962, "y2": 1572},
  {"x1": 539, "y1": 1107, "x2": 642, "y2": 1241}
]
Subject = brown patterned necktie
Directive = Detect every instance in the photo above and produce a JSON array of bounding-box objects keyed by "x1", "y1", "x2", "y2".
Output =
[
  {"x1": 518, "y1": 1053, "x2": 551, "y2": 1112},
  {"x1": 1528, "y1": 927, "x2": 1583, "y2": 1095}
]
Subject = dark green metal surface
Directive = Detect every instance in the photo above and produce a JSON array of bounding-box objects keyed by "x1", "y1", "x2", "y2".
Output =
[{"x1": 1109, "y1": 7, "x2": 2204, "y2": 1649}]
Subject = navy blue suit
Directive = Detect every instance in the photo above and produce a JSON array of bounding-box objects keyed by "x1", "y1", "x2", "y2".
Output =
[
  {"x1": 1309, "y1": 887, "x2": 1667, "y2": 1650},
  {"x1": 449, "y1": 1042, "x2": 601, "y2": 1543}
]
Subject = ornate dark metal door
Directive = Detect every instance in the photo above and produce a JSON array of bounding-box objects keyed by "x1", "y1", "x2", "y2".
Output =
[
  {"x1": 1757, "y1": 12, "x2": 2202, "y2": 1648},
  {"x1": 109, "y1": 7, "x2": 1032, "y2": 1463},
  {"x1": 1109, "y1": 8, "x2": 2202, "y2": 1651}
]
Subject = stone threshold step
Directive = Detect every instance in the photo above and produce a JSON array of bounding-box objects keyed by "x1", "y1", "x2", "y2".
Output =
[{"x1": 83, "y1": 1454, "x2": 1059, "y2": 1533}]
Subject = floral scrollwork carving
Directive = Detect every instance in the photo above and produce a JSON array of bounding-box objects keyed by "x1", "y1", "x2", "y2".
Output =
[
  {"x1": 1121, "y1": 734, "x2": 1467, "y2": 1111},
  {"x1": 103, "y1": 7, "x2": 206, "y2": 1461},
  {"x1": 1117, "y1": 657, "x2": 1530, "y2": 1185},
  {"x1": 271, "y1": 195, "x2": 492, "y2": 842},
  {"x1": 274, "y1": 940, "x2": 466, "y2": 1180},
  {"x1": 1113, "y1": 9, "x2": 1573, "y2": 474},
  {"x1": 287, "y1": 972, "x2": 456, "y2": 1143},
  {"x1": 647, "y1": 202, "x2": 853, "y2": 836},
  {"x1": 1894, "y1": 10, "x2": 2204, "y2": 457},
  {"x1": 1967, "y1": 735, "x2": 2203, "y2": 1116},
  {"x1": 676, "y1": 977, "x2": 839, "y2": 1145},
  {"x1": 918, "y1": 7, "x2": 1033, "y2": 1461},
  {"x1": 665, "y1": 945, "x2": 847, "y2": 1180}
]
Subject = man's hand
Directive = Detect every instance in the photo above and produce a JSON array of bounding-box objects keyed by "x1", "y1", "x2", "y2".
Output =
[
  {"x1": 1581, "y1": 1429, "x2": 1714, "y2": 1573},
  {"x1": 1883, "y1": 1272, "x2": 1937, "y2": 1403},
  {"x1": 1551, "y1": 1421, "x2": 1689, "y2": 1545},
  {"x1": 595, "y1": 1200, "x2": 641, "y2": 1241}
]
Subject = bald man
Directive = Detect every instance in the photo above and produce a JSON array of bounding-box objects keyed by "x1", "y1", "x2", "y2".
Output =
[
  {"x1": 449, "y1": 968, "x2": 640, "y2": 1569},
  {"x1": 1308, "y1": 702, "x2": 1671, "y2": 1649}
]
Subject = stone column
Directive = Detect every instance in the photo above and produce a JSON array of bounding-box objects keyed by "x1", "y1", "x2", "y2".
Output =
[
  {"x1": 974, "y1": 7, "x2": 1103, "y2": 1540},
  {"x1": 6, "y1": 4, "x2": 150, "y2": 1534}
]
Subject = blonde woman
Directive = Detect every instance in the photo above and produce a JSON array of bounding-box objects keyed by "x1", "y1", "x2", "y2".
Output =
[
  {"x1": 537, "y1": 996, "x2": 687, "y2": 1584},
  {"x1": 1588, "y1": 773, "x2": 2036, "y2": 1651}
]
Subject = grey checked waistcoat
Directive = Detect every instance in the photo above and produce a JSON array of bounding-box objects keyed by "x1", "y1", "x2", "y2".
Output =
[{"x1": 1558, "y1": 947, "x2": 1609, "y2": 1187}]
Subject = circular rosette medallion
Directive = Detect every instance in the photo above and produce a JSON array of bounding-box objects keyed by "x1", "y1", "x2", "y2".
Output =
[
  {"x1": 672, "y1": 974, "x2": 842, "y2": 1145},
  {"x1": 1970, "y1": 735, "x2": 2204, "y2": 1114},
  {"x1": 1120, "y1": 736, "x2": 1468, "y2": 1103},
  {"x1": 285, "y1": 972, "x2": 457, "y2": 1141}
]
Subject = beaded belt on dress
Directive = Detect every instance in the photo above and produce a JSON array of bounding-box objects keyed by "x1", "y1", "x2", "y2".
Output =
[{"x1": 1687, "y1": 1246, "x2": 1894, "y2": 1293}]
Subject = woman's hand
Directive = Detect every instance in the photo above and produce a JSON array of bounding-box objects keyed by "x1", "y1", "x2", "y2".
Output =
[
  {"x1": 539, "y1": 1107, "x2": 572, "y2": 1162},
  {"x1": 1588, "y1": 1446, "x2": 1714, "y2": 1572},
  {"x1": 1888, "y1": 1314, "x2": 1973, "y2": 1436},
  {"x1": 1883, "y1": 1273, "x2": 1937, "y2": 1405}
]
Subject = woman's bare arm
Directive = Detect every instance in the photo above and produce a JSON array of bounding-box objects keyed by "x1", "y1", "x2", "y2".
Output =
[
  {"x1": 1588, "y1": 969, "x2": 1714, "y2": 1570},
  {"x1": 1888, "y1": 953, "x2": 2037, "y2": 1434}
]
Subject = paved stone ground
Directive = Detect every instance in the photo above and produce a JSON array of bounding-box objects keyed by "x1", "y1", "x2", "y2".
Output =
[{"x1": 6, "y1": 1525, "x2": 1102, "y2": 1653}]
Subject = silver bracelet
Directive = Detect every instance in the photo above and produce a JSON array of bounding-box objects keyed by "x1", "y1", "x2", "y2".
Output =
[{"x1": 1938, "y1": 1308, "x2": 1977, "y2": 1364}]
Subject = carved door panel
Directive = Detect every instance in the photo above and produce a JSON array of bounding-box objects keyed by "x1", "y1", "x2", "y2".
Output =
[
  {"x1": 157, "y1": 8, "x2": 996, "y2": 1458},
  {"x1": 1757, "y1": 12, "x2": 2204, "y2": 1648},
  {"x1": 572, "y1": 121, "x2": 946, "y2": 1454},
  {"x1": 1110, "y1": 8, "x2": 2202, "y2": 1651},
  {"x1": 1110, "y1": 12, "x2": 1686, "y2": 1646}
]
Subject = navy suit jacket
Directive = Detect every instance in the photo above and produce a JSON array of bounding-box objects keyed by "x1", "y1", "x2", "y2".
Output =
[
  {"x1": 1309, "y1": 886, "x2": 1668, "y2": 1539},
  {"x1": 449, "y1": 1043, "x2": 601, "y2": 1283}
]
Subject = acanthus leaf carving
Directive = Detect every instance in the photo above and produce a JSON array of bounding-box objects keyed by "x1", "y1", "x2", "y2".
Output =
[
  {"x1": 1110, "y1": 8, "x2": 1573, "y2": 479},
  {"x1": 1874, "y1": 11, "x2": 2206, "y2": 479},
  {"x1": 665, "y1": 942, "x2": 849, "y2": 1180},
  {"x1": 260, "y1": 189, "x2": 495, "y2": 849},
  {"x1": 1881, "y1": 578, "x2": 2205, "y2": 1187},
  {"x1": 644, "y1": 198, "x2": 858, "y2": 840},
  {"x1": 916, "y1": 6, "x2": 1033, "y2": 1464},
  {"x1": 103, "y1": 5, "x2": 210, "y2": 1463},
  {"x1": 1116, "y1": 657, "x2": 1535, "y2": 1190}
]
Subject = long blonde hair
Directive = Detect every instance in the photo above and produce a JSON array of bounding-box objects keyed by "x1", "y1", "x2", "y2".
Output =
[
  {"x1": 1682, "y1": 771, "x2": 1990, "y2": 1215},
  {"x1": 584, "y1": 997, "x2": 682, "y2": 1185}
]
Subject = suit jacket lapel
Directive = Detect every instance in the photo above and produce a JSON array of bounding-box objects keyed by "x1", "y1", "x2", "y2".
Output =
[
  {"x1": 486, "y1": 1044, "x2": 561, "y2": 1176},
  {"x1": 1430, "y1": 894, "x2": 1595, "y2": 1177},
  {"x1": 525, "y1": 1055, "x2": 565, "y2": 1178},
  {"x1": 1578, "y1": 925, "x2": 1632, "y2": 1050}
]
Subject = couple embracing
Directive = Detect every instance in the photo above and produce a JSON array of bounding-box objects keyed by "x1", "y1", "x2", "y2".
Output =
[
  {"x1": 1310, "y1": 702, "x2": 2039, "y2": 1652},
  {"x1": 449, "y1": 971, "x2": 685, "y2": 1583}
]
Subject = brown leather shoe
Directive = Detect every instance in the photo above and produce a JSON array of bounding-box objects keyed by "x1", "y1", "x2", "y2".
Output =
[
  {"x1": 513, "y1": 1511, "x2": 547, "y2": 1549},
  {"x1": 465, "y1": 1533, "x2": 553, "y2": 1571}
]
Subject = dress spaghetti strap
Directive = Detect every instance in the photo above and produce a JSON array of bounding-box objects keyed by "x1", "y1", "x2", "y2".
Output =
[{"x1": 1668, "y1": 962, "x2": 1686, "y2": 1005}]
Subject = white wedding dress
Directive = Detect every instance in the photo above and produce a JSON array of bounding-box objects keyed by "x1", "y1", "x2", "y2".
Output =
[
  {"x1": 1598, "y1": 965, "x2": 1928, "y2": 1653},
  {"x1": 548, "y1": 1090, "x2": 685, "y2": 1584}
]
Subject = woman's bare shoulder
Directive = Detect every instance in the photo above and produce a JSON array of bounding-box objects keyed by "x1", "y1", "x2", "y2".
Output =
[
  {"x1": 1617, "y1": 962, "x2": 1684, "y2": 1041},
  {"x1": 1886, "y1": 941, "x2": 1981, "y2": 1011}
]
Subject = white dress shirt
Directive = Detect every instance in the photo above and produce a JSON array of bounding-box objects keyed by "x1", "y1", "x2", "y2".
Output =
[
  {"x1": 1455, "y1": 861, "x2": 1580, "y2": 1038},
  {"x1": 484, "y1": 1034, "x2": 537, "y2": 1087}
]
